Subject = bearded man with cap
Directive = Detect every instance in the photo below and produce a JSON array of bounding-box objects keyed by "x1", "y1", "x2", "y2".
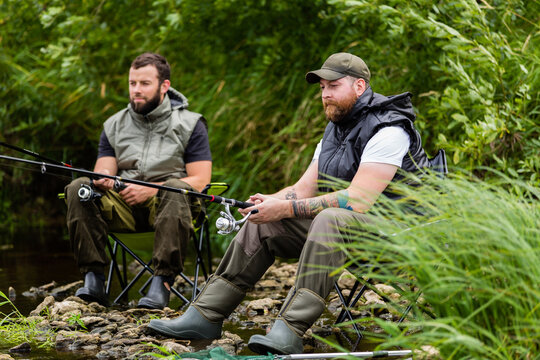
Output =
[{"x1": 148, "y1": 52, "x2": 430, "y2": 354}]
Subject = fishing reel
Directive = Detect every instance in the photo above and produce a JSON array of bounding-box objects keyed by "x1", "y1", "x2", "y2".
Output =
[
  {"x1": 216, "y1": 204, "x2": 253, "y2": 235},
  {"x1": 78, "y1": 184, "x2": 102, "y2": 202},
  {"x1": 78, "y1": 180, "x2": 126, "y2": 202}
]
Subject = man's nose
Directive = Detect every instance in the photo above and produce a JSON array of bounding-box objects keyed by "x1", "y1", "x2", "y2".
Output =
[{"x1": 321, "y1": 88, "x2": 331, "y2": 99}]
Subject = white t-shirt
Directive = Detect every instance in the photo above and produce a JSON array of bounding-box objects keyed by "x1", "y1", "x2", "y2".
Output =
[{"x1": 312, "y1": 126, "x2": 410, "y2": 167}]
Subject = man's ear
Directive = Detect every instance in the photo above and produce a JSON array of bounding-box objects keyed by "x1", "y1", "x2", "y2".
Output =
[
  {"x1": 354, "y1": 78, "x2": 366, "y2": 97},
  {"x1": 160, "y1": 79, "x2": 171, "y2": 95}
]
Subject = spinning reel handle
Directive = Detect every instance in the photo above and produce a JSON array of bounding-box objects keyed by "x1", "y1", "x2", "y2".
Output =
[{"x1": 215, "y1": 203, "x2": 254, "y2": 235}]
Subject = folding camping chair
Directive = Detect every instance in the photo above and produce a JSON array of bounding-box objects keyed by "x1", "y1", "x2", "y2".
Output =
[
  {"x1": 104, "y1": 182, "x2": 229, "y2": 306},
  {"x1": 333, "y1": 150, "x2": 448, "y2": 346},
  {"x1": 60, "y1": 182, "x2": 229, "y2": 306}
]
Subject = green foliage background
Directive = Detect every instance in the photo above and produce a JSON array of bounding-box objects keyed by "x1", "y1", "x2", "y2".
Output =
[{"x1": 0, "y1": 0, "x2": 538, "y2": 227}]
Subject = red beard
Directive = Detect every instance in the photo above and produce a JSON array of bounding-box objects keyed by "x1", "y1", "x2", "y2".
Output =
[{"x1": 323, "y1": 95, "x2": 357, "y2": 123}]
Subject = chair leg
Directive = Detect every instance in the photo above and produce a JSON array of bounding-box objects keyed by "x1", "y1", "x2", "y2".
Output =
[
  {"x1": 334, "y1": 282, "x2": 364, "y2": 340},
  {"x1": 336, "y1": 280, "x2": 360, "y2": 324},
  {"x1": 191, "y1": 222, "x2": 208, "y2": 299},
  {"x1": 205, "y1": 220, "x2": 212, "y2": 275},
  {"x1": 109, "y1": 235, "x2": 155, "y2": 305},
  {"x1": 106, "y1": 235, "x2": 128, "y2": 295},
  {"x1": 115, "y1": 261, "x2": 152, "y2": 304}
]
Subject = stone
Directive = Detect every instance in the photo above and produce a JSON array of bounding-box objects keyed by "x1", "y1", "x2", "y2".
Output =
[
  {"x1": 125, "y1": 343, "x2": 158, "y2": 358},
  {"x1": 222, "y1": 331, "x2": 242, "y2": 345},
  {"x1": 246, "y1": 298, "x2": 280, "y2": 315},
  {"x1": 49, "y1": 320, "x2": 70, "y2": 331},
  {"x1": 254, "y1": 279, "x2": 281, "y2": 290},
  {"x1": 29, "y1": 295, "x2": 55, "y2": 316},
  {"x1": 364, "y1": 290, "x2": 385, "y2": 306},
  {"x1": 80, "y1": 315, "x2": 108, "y2": 329},
  {"x1": 50, "y1": 280, "x2": 83, "y2": 298},
  {"x1": 162, "y1": 341, "x2": 192, "y2": 354},
  {"x1": 114, "y1": 327, "x2": 142, "y2": 339},
  {"x1": 8, "y1": 286, "x2": 16, "y2": 301},
  {"x1": 87, "y1": 302, "x2": 107, "y2": 313},
  {"x1": 51, "y1": 300, "x2": 86, "y2": 316},
  {"x1": 415, "y1": 345, "x2": 441, "y2": 359},
  {"x1": 9, "y1": 342, "x2": 31, "y2": 353},
  {"x1": 69, "y1": 333, "x2": 101, "y2": 349},
  {"x1": 55, "y1": 330, "x2": 85, "y2": 349},
  {"x1": 337, "y1": 271, "x2": 358, "y2": 289}
]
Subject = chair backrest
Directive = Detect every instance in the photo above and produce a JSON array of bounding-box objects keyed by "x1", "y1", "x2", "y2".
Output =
[
  {"x1": 202, "y1": 182, "x2": 229, "y2": 196},
  {"x1": 428, "y1": 149, "x2": 448, "y2": 178}
]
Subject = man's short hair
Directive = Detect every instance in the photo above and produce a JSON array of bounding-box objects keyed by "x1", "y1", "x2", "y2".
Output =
[{"x1": 131, "y1": 53, "x2": 170, "y2": 83}]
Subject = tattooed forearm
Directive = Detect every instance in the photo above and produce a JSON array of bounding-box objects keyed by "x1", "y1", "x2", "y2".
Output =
[
  {"x1": 291, "y1": 191, "x2": 353, "y2": 218},
  {"x1": 284, "y1": 188, "x2": 298, "y2": 200},
  {"x1": 292, "y1": 194, "x2": 340, "y2": 218}
]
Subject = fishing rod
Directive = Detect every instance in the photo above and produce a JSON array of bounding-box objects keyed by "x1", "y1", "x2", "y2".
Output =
[
  {"x1": 274, "y1": 349, "x2": 412, "y2": 359},
  {"x1": 0, "y1": 153, "x2": 254, "y2": 234},
  {"x1": 0, "y1": 141, "x2": 72, "y2": 167}
]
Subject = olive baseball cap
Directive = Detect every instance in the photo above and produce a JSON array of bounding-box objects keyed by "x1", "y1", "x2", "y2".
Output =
[{"x1": 305, "y1": 52, "x2": 371, "y2": 84}]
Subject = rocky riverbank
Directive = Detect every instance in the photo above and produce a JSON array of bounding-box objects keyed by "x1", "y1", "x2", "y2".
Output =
[{"x1": 1, "y1": 260, "x2": 438, "y2": 359}]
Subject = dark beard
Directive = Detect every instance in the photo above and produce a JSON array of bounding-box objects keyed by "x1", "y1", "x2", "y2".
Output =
[
  {"x1": 324, "y1": 96, "x2": 357, "y2": 123},
  {"x1": 130, "y1": 90, "x2": 161, "y2": 115}
]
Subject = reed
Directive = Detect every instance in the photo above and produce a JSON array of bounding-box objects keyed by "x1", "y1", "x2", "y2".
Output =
[{"x1": 336, "y1": 171, "x2": 539, "y2": 359}]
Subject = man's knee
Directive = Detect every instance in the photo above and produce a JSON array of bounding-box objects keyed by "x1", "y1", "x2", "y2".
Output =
[{"x1": 308, "y1": 208, "x2": 368, "y2": 243}]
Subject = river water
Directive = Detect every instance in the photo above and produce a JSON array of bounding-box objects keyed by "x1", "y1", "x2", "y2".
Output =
[
  {"x1": 0, "y1": 227, "x2": 81, "y2": 316},
  {"x1": 0, "y1": 226, "x2": 93, "y2": 358}
]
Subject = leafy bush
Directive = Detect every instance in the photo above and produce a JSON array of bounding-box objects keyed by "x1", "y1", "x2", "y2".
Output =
[{"x1": 0, "y1": 0, "x2": 538, "y2": 232}]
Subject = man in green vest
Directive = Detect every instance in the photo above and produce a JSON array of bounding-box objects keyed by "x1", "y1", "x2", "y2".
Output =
[{"x1": 64, "y1": 52, "x2": 212, "y2": 309}]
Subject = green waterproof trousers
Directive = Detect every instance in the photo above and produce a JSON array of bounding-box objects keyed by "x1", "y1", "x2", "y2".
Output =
[{"x1": 65, "y1": 177, "x2": 200, "y2": 277}]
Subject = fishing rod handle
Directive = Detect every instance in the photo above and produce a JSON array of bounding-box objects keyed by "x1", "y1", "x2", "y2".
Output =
[{"x1": 211, "y1": 195, "x2": 254, "y2": 209}]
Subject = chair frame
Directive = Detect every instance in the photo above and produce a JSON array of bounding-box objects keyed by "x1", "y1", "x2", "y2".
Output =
[{"x1": 104, "y1": 182, "x2": 228, "y2": 306}]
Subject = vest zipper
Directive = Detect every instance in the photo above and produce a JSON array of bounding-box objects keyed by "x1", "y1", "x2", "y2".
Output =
[
  {"x1": 141, "y1": 115, "x2": 152, "y2": 179},
  {"x1": 321, "y1": 129, "x2": 347, "y2": 177}
]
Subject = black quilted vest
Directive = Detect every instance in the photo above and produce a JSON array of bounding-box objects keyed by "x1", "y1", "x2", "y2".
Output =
[{"x1": 317, "y1": 87, "x2": 430, "y2": 195}]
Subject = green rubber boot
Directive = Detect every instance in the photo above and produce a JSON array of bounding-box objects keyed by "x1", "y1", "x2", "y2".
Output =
[
  {"x1": 248, "y1": 287, "x2": 326, "y2": 355},
  {"x1": 148, "y1": 275, "x2": 245, "y2": 339}
]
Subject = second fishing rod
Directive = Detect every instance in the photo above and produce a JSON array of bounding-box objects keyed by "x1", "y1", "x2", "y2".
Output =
[{"x1": 0, "y1": 153, "x2": 256, "y2": 234}]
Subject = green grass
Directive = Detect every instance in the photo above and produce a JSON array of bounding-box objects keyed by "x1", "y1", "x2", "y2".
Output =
[
  {"x1": 334, "y1": 171, "x2": 539, "y2": 359},
  {"x1": 0, "y1": 291, "x2": 56, "y2": 348}
]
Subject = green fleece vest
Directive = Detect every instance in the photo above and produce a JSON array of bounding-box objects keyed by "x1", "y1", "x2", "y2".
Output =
[{"x1": 103, "y1": 93, "x2": 202, "y2": 182}]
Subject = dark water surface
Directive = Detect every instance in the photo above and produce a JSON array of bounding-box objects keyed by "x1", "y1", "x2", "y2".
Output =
[
  {"x1": 0, "y1": 226, "x2": 96, "y2": 358},
  {"x1": 0, "y1": 227, "x2": 80, "y2": 315}
]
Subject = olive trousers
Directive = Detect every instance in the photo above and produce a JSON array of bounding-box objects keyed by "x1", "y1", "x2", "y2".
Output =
[
  {"x1": 65, "y1": 177, "x2": 199, "y2": 278},
  {"x1": 214, "y1": 208, "x2": 371, "y2": 299}
]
